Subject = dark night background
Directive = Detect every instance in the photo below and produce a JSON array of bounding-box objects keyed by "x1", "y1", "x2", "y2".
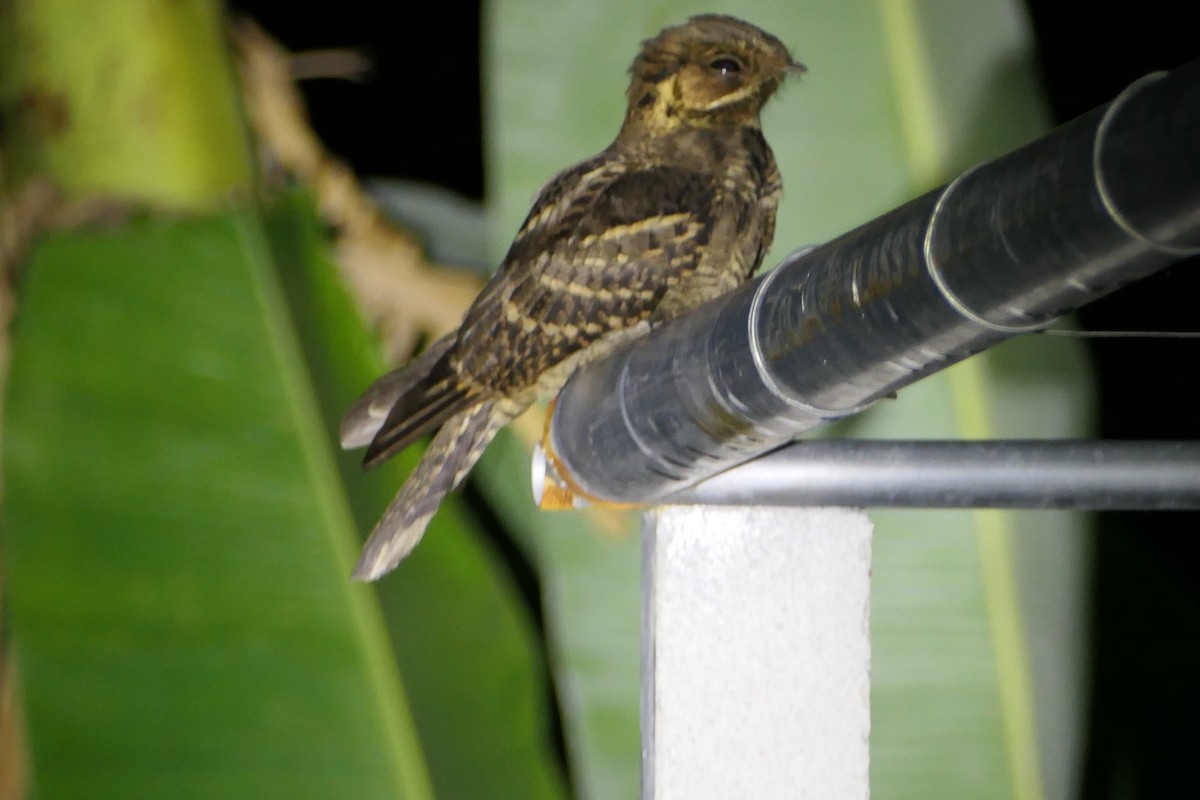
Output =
[{"x1": 229, "y1": 2, "x2": 1198, "y2": 796}]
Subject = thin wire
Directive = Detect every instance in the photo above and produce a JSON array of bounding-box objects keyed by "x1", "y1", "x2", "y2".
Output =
[{"x1": 1037, "y1": 329, "x2": 1200, "y2": 339}]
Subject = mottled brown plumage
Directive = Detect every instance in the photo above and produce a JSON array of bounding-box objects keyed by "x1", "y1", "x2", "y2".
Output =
[{"x1": 341, "y1": 14, "x2": 803, "y2": 580}]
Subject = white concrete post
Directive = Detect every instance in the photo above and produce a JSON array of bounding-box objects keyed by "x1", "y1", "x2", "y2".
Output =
[{"x1": 642, "y1": 506, "x2": 872, "y2": 800}]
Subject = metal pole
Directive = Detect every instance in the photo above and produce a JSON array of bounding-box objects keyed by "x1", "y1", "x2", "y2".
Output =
[
  {"x1": 663, "y1": 440, "x2": 1200, "y2": 510},
  {"x1": 545, "y1": 60, "x2": 1200, "y2": 506}
]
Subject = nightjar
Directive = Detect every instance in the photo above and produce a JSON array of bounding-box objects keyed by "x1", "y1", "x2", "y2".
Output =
[{"x1": 341, "y1": 14, "x2": 803, "y2": 579}]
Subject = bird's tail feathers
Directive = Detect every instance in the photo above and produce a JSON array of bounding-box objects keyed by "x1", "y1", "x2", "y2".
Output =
[{"x1": 351, "y1": 402, "x2": 508, "y2": 581}]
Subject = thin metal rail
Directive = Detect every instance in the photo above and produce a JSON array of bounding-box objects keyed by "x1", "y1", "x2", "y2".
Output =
[{"x1": 664, "y1": 440, "x2": 1200, "y2": 510}]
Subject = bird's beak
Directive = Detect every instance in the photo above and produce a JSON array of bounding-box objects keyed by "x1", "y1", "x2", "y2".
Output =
[{"x1": 787, "y1": 58, "x2": 808, "y2": 76}]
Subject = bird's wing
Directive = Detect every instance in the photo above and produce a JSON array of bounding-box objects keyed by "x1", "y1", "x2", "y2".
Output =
[
  {"x1": 350, "y1": 158, "x2": 619, "y2": 467},
  {"x1": 358, "y1": 154, "x2": 739, "y2": 468},
  {"x1": 359, "y1": 340, "x2": 476, "y2": 469},
  {"x1": 454, "y1": 157, "x2": 722, "y2": 393},
  {"x1": 340, "y1": 332, "x2": 457, "y2": 449}
]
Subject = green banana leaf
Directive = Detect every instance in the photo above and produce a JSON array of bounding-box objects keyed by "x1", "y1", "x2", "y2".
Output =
[
  {"x1": 1, "y1": 2, "x2": 568, "y2": 798},
  {"x1": 4, "y1": 209, "x2": 432, "y2": 800},
  {"x1": 482, "y1": 2, "x2": 1090, "y2": 799},
  {"x1": 3, "y1": 194, "x2": 571, "y2": 800},
  {"x1": 265, "y1": 195, "x2": 568, "y2": 800}
]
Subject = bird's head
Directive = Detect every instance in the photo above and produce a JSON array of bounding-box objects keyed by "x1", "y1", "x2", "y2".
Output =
[{"x1": 623, "y1": 14, "x2": 803, "y2": 133}]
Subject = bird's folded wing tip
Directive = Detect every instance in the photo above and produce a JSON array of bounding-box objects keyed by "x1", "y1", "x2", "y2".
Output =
[
  {"x1": 339, "y1": 404, "x2": 388, "y2": 450},
  {"x1": 339, "y1": 424, "x2": 372, "y2": 451}
]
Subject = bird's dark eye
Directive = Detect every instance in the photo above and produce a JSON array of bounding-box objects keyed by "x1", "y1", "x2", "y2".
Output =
[{"x1": 709, "y1": 56, "x2": 743, "y2": 75}]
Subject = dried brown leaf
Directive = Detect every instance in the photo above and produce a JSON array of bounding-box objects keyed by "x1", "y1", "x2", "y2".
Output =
[{"x1": 232, "y1": 18, "x2": 482, "y2": 357}]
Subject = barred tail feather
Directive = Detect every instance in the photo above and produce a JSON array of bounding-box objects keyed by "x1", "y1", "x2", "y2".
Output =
[{"x1": 351, "y1": 402, "x2": 508, "y2": 581}]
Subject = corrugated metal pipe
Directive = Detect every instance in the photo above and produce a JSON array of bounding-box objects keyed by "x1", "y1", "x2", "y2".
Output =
[{"x1": 537, "y1": 59, "x2": 1200, "y2": 508}]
